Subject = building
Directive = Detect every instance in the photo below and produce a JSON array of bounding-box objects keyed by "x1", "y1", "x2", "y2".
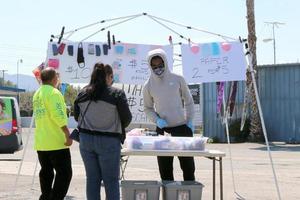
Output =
[{"x1": 0, "y1": 86, "x2": 25, "y2": 99}]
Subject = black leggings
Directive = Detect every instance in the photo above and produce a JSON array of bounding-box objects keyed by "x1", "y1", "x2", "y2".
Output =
[
  {"x1": 37, "y1": 149, "x2": 72, "y2": 200},
  {"x1": 156, "y1": 124, "x2": 195, "y2": 181}
]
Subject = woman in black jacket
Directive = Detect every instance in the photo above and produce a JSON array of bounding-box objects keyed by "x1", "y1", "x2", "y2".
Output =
[{"x1": 73, "y1": 62, "x2": 132, "y2": 200}]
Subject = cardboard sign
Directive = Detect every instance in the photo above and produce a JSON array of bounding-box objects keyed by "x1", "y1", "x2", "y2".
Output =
[
  {"x1": 46, "y1": 42, "x2": 173, "y2": 85},
  {"x1": 119, "y1": 84, "x2": 152, "y2": 124},
  {"x1": 181, "y1": 41, "x2": 247, "y2": 83},
  {"x1": 117, "y1": 84, "x2": 201, "y2": 124}
]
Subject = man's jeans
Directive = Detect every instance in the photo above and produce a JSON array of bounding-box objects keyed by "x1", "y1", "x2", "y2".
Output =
[
  {"x1": 37, "y1": 149, "x2": 72, "y2": 200},
  {"x1": 79, "y1": 133, "x2": 121, "y2": 200}
]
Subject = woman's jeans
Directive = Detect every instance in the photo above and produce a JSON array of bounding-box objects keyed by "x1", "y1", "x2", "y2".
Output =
[{"x1": 79, "y1": 133, "x2": 121, "y2": 200}]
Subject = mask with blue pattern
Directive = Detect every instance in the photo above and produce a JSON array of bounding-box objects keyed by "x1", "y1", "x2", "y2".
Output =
[{"x1": 152, "y1": 64, "x2": 165, "y2": 76}]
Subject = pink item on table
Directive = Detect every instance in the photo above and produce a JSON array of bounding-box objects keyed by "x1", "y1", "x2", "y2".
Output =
[{"x1": 126, "y1": 128, "x2": 144, "y2": 136}]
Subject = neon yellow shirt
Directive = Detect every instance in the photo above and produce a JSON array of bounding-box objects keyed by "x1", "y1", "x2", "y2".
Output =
[{"x1": 33, "y1": 85, "x2": 68, "y2": 151}]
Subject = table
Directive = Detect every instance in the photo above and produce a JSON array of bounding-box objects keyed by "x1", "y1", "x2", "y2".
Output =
[{"x1": 120, "y1": 149, "x2": 226, "y2": 200}]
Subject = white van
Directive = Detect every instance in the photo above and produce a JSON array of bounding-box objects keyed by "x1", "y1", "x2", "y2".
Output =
[{"x1": 0, "y1": 97, "x2": 22, "y2": 153}]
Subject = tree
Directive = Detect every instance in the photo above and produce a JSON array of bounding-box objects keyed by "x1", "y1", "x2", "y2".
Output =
[
  {"x1": 18, "y1": 85, "x2": 81, "y2": 117},
  {"x1": 246, "y1": 0, "x2": 263, "y2": 140},
  {"x1": 5, "y1": 80, "x2": 15, "y2": 87},
  {"x1": 0, "y1": 78, "x2": 16, "y2": 87},
  {"x1": 63, "y1": 84, "x2": 81, "y2": 116},
  {"x1": 19, "y1": 92, "x2": 34, "y2": 116}
]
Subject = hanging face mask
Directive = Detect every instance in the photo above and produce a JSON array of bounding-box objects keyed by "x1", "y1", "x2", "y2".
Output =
[{"x1": 152, "y1": 64, "x2": 165, "y2": 76}]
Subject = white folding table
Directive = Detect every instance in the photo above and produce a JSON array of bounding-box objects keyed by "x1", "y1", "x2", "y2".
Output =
[{"x1": 120, "y1": 149, "x2": 226, "y2": 200}]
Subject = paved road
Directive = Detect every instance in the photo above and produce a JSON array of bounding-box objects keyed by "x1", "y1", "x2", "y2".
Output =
[{"x1": 0, "y1": 129, "x2": 299, "y2": 199}]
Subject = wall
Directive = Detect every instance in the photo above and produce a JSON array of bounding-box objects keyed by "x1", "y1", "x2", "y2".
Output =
[{"x1": 203, "y1": 63, "x2": 300, "y2": 142}]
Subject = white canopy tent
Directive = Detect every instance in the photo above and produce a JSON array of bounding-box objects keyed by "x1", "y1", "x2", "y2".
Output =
[{"x1": 15, "y1": 13, "x2": 281, "y2": 200}]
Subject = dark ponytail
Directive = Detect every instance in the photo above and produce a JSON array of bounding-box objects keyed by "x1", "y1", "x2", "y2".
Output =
[{"x1": 85, "y1": 62, "x2": 113, "y2": 100}]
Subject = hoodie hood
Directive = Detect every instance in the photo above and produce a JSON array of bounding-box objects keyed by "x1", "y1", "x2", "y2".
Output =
[{"x1": 147, "y1": 48, "x2": 170, "y2": 78}]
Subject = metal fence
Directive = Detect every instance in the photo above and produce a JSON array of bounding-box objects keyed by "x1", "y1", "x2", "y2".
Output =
[{"x1": 203, "y1": 63, "x2": 300, "y2": 142}]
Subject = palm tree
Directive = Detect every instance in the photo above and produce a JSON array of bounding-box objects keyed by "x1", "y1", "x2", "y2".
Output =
[{"x1": 246, "y1": 0, "x2": 263, "y2": 140}]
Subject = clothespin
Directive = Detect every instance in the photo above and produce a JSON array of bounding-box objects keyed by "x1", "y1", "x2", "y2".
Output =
[
  {"x1": 168, "y1": 35, "x2": 173, "y2": 45},
  {"x1": 112, "y1": 35, "x2": 116, "y2": 45},
  {"x1": 107, "y1": 31, "x2": 111, "y2": 49},
  {"x1": 50, "y1": 35, "x2": 54, "y2": 42},
  {"x1": 188, "y1": 38, "x2": 191, "y2": 46},
  {"x1": 58, "y1": 26, "x2": 65, "y2": 44},
  {"x1": 239, "y1": 36, "x2": 247, "y2": 43}
]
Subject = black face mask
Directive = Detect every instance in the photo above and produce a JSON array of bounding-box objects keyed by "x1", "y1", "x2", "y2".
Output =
[{"x1": 152, "y1": 64, "x2": 165, "y2": 76}]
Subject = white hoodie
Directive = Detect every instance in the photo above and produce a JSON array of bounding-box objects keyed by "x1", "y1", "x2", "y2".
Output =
[{"x1": 143, "y1": 49, "x2": 195, "y2": 127}]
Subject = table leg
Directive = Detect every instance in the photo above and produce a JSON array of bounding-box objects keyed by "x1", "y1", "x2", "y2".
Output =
[
  {"x1": 213, "y1": 158, "x2": 216, "y2": 200},
  {"x1": 219, "y1": 157, "x2": 223, "y2": 200},
  {"x1": 120, "y1": 156, "x2": 129, "y2": 180}
]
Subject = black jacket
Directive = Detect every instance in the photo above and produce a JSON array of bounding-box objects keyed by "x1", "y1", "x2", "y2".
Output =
[{"x1": 74, "y1": 86, "x2": 132, "y2": 143}]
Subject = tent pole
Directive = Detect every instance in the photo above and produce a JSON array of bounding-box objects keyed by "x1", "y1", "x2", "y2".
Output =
[
  {"x1": 245, "y1": 45, "x2": 282, "y2": 200},
  {"x1": 12, "y1": 115, "x2": 35, "y2": 196}
]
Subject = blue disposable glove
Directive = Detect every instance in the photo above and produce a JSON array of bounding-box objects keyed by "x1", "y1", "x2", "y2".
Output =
[
  {"x1": 156, "y1": 118, "x2": 168, "y2": 129},
  {"x1": 187, "y1": 121, "x2": 195, "y2": 133}
]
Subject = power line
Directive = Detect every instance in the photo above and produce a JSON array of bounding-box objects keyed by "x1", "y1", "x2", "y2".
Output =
[
  {"x1": 0, "y1": 53, "x2": 43, "y2": 58},
  {"x1": 0, "y1": 44, "x2": 42, "y2": 52},
  {"x1": 264, "y1": 21, "x2": 285, "y2": 26}
]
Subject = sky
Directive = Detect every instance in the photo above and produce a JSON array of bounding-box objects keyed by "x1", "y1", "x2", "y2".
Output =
[{"x1": 0, "y1": 0, "x2": 299, "y2": 76}]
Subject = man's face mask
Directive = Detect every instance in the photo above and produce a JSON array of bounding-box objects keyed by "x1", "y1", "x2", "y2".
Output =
[{"x1": 152, "y1": 64, "x2": 165, "y2": 76}]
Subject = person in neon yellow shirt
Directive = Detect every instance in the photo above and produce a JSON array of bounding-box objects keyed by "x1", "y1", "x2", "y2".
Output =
[{"x1": 33, "y1": 67, "x2": 72, "y2": 200}]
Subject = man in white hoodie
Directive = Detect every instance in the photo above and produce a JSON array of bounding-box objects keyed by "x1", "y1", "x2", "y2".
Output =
[{"x1": 143, "y1": 48, "x2": 195, "y2": 181}]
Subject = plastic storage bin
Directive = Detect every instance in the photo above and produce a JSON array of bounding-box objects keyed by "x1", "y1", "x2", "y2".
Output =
[
  {"x1": 121, "y1": 180, "x2": 161, "y2": 200},
  {"x1": 162, "y1": 181, "x2": 204, "y2": 200}
]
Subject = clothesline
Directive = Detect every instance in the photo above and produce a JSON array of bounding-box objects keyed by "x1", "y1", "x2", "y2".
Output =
[{"x1": 52, "y1": 13, "x2": 239, "y2": 44}]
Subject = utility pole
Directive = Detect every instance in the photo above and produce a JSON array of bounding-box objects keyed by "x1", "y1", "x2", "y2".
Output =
[
  {"x1": 17, "y1": 59, "x2": 23, "y2": 89},
  {"x1": 264, "y1": 21, "x2": 285, "y2": 64},
  {"x1": 16, "y1": 59, "x2": 23, "y2": 103},
  {"x1": 0, "y1": 69, "x2": 8, "y2": 86}
]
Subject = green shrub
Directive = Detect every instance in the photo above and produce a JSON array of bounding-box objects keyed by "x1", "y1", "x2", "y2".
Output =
[
  {"x1": 210, "y1": 136, "x2": 220, "y2": 143},
  {"x1": 20, "y1": 110, "x2": 30, "y2": 117},
  {"x1": 228, "y1": 118, "x2": 250, "y2": 142}
]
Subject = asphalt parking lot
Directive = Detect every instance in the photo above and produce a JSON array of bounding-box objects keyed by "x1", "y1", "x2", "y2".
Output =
[{"x1": 0, "y1": 129, "x2": 299, "y2": 200}]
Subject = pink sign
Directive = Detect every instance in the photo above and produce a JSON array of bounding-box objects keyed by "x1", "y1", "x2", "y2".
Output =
[{"x1": 48, "y1": 58, "x2": 59, "y2": 69}]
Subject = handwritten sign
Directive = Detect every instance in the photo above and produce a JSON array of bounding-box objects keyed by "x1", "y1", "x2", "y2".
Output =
[
  {"x1": 117, "y1": 84, "x2": 153, "y2": 124},
  {"x1": 46, "y1": 42, "x2": 173, "y2": 85},
  {"x1": 181, "y1": 41, "x2": 247, "y2": 83},
  {"x1": 115, "y1": 84, "x2": 201, "y2": 124}
]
